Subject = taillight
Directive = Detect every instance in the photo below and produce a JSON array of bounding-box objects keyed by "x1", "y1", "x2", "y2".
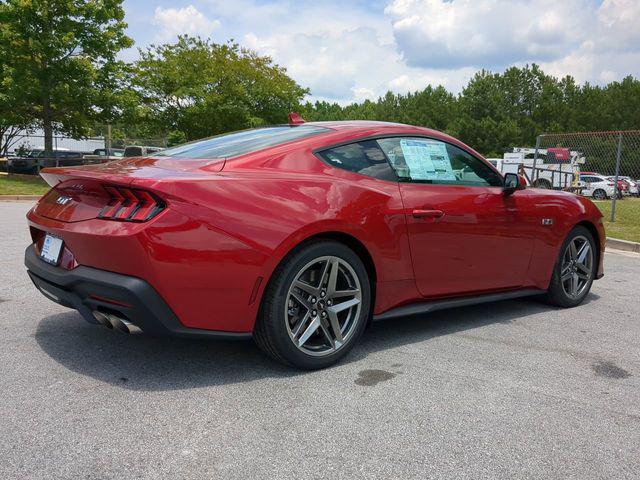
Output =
[{"x1": 98, "y1": 186, "x2": 165, "y2": 222}]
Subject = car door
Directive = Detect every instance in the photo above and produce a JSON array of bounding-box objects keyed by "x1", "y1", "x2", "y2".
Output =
[{"x1": 377, "y1": 137, "x2": 536, "y2": 298}]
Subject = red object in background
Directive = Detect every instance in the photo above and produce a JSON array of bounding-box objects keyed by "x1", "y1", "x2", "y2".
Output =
[
  {"x1": 24, "y1": 120, "x2": 605, "y2": 339},
  {"x1": 547, "y1": 147, "x2": 571, "y2": 162}
]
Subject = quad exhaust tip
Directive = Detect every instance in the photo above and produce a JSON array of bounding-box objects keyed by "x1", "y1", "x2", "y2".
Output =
[{"x1": 92, "y1": 311, "x2": 142, "y2": 334}]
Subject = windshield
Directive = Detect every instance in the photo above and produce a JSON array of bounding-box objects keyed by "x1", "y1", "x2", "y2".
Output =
[{"x1": 155, "y1": 125, "x2": 329, "y2": 159}]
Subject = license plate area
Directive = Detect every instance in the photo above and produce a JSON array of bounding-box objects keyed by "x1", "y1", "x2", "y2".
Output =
[{"x1": 40, "y1": 234, "x2": 64, "y2": 266}]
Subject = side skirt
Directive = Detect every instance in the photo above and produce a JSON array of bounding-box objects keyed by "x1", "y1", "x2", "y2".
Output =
[{"x1": 373, "y1": 288, "x2": 545, "y2": 321}]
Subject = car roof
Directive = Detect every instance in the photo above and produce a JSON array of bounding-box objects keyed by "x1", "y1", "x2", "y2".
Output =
[
  {"x1": 214, "y1": 120, "x2": 493, "y2": 175},
  {"x1": 302, "y1": 120, "x2": 442, "y2": 136}
]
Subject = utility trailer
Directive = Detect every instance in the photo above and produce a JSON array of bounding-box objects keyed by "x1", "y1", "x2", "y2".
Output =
[{"x1": 487, "y1": 147, "x2": 584, "y2": 191}]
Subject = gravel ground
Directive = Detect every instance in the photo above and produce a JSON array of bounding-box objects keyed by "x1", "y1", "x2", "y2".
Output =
[{"x1": 1, "y1": 201, "x2": 638, "y2": 479}]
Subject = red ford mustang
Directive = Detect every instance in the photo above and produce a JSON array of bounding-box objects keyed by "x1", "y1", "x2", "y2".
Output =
[{"x1": 25, "y1": 117, "x2": 605, "y2": 369}]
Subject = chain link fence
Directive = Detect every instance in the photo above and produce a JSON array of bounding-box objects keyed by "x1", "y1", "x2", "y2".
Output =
[{"x1": 534, "y1": 131, "x2": 640, "y2": 239}]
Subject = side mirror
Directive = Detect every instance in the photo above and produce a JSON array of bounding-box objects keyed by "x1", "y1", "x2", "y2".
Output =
[{"x1": 503, "y1": 173, "x2": 526, "y2": 195}]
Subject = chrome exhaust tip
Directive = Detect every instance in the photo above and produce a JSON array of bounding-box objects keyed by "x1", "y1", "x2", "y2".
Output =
[
  {"x1": 92, "y1": 311, "x2": 142, "y2": 334},
  {"x1": 106, "y1": 313, "x2": 142, "y2": 335},
  {"x1": 92, "y1": 310, "x2": 113, "y2": 329}
]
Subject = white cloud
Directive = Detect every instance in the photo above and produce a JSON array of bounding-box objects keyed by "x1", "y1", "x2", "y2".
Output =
[
  {"x1": 152, "y1": 5, "x2": 220, "y2": 41},
  {"x1": 384, "y1": 0, "x2": 595, "y2": 69},
  {"x1": 130, "y1": 0, "x2": 640, "y2": 103},
  {"x1": 383, "y1": 0, "x2": 640, "y2": 87},
  {"x1": 244, "y1": 27, "x2": 405, "y2": 102}
]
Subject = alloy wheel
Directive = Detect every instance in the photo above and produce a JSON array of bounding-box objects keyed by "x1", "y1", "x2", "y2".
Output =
[
  {"x1": 285, "y1": 256, "x2": 362, "y2": 357},
  {"x1": 560, "y1": 235, "x2": 593, "y2": 299}
]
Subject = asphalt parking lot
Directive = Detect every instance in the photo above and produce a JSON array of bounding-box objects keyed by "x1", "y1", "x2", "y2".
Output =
[{"x1": 1, "y1": 201, "x2": 639, "y2": 480}]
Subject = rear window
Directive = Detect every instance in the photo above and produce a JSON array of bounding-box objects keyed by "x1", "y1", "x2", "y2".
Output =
[{"x1": 155, "y1": 125, "x2": 329, "y2": 159}]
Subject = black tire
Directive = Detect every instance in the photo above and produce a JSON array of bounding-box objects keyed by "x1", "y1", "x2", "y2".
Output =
[
  {"x1": 592, "y1": 189, "x2": 607, "y2": 200},
  {"x1": 254, "y1": 240, "x2": 371, "y2": 369},
  {"x1": 545, "y1": 225, "x2": 596, "y2": 308}
]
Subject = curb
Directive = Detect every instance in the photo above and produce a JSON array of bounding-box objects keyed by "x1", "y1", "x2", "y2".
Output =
[
  {"x1": 606, "y1": 237, "x2": 640, "y2": 254},
  {"x1": 0, "y1": 195, "x2": 42, "y2": 201}
]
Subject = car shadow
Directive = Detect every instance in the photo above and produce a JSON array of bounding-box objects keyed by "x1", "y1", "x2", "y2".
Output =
[{"x1": 35, "y1": 292, "x2": 600, "y2": 391}]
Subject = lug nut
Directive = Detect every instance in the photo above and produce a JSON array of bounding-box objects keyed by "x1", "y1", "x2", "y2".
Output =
[
  {"x1": 327, "y1": 300, "x2": 333, "y2": 306},
  {"x1": 311, "y1": 310, "x2": 318, "y2": 317},
  {"x1": 321, "y1": 311, "x2": 327, "y2": 318},
  {"x1": 320, "y1": 291, "x2": 326, "y2": 298},
  {"x1": 310, "y1": 297, "x2": 317, "y2": 304}
]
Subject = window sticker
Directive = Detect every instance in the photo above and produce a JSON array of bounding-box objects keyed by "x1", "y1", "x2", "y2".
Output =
[{"x1": 399, "y1": 139, "x2": 456, "y2": 181}]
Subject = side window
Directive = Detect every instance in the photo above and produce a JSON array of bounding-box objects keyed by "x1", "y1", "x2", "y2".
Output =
[
  {"x1": 317, "y1": 140, "x2": 397, "y2": 182},
  {"x1": 377, "y1": 137, "x2": 503, "y2": 187}
]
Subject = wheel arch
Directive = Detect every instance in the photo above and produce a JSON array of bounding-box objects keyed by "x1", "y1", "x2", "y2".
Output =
[{"x1": 255, "y1": 230, "x2": 378, "y2": 329}]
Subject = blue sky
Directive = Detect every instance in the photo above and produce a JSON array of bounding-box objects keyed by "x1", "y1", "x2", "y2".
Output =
[{"x1": 121, "y1": 0, "x2": 640, "y2": 104}]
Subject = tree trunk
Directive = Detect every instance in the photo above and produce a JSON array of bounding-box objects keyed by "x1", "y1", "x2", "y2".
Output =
[{"x1": 43, "y1": 101, "x2": 54, "y2": 157}]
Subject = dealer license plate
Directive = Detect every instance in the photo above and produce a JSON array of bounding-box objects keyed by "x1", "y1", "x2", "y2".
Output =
[{"x1": 40, "y1": 234, "x2": 64, "y2": 265}]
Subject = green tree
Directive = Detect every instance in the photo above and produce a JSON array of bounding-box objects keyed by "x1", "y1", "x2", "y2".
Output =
[
  {"x1": 0, "y1": 0, "x2": 132, "y2": 155},
  {"x1": 133, "y1": 35, "x2": 308, "y2": 140},
  {"x1": 0, "y1": 71, "x2": 34, "y2": 155},
  {"x1": 300, "y1": 64, "x2": 640, "y2": 157}
]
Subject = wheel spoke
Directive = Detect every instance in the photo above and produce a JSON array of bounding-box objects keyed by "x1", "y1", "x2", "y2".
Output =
[
  {"x1": 331, "y1": 289, "x2": 360, "y2": 298},
  {"x1": 329, "y1": 297, "x2": 360, "y2": 314},
  {"x1": 297, "y1": 316, "x2": 321, "y2": 347},
  {"x1": 561, "y1": 271, "x2": 573, "y2": 282},
  {"x1": 576, "y1": 242, "x2": 590, "y2": 264},
  {"x1": 318, "y1": 318, "x2": 335, "y2": 348},
  {"x1": 327, "y1": 310, "x2": 344, "y2": 346},
  {"x1": 576, "y1": 262, "x2": 590, "y2": 275},
  {"x1": 290, "y1": 289, "x2": 311, "y2": 309},
  {"x1": 294, "y1": 280, "x2": 318, "y2": 297},
  {"x1": 571, "y1": 273, "x2": 579, "y2": 296},
  {"x1": 326, "y1": 258, "x2": 339, "y2": 295},
  {"x1": 292, "y1": 311, "x2": 311, "y2": 338},
  {"x1": 569, "y1": 240, "x2": 578, "y2": 260},
  {"x1": 318, "y1": 259, "x2": 331, "y2": 288}
]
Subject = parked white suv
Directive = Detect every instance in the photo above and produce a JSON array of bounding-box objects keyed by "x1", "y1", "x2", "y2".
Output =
[{"x1": 580, "y1": 174, "x2": 616, "y2": 200}]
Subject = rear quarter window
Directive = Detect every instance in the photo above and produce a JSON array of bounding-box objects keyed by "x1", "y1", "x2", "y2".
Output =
[{"x1": 317, "y1": 140, "x2": 398, "y2": 181}]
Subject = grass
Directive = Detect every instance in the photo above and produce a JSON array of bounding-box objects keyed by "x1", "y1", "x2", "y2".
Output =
[
  {"x1": 0, "y1": 173, "x2": 49, "y2": 196},
  {"x1": 594, "y1": 197, "x2": 640, "y2": 243}
]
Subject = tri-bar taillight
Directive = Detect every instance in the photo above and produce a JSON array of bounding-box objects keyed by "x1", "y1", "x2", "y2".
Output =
[{"x1": 98, "y1": 186, "x2": 165, "y2": 222}]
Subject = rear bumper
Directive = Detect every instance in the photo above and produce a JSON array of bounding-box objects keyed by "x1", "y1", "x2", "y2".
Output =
[{"x1": 24, "y1": 245, "x2": 251, "y2": 340}]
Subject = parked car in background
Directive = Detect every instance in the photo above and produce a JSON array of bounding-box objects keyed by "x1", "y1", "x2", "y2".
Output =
[
  {"x1": 92, "y1": 148, "x2": 124, "y2": 158},
  {"x1": 7, "y1": 148, "x2": 85, "y2": 174},
  {"x1": 123, "y1": 145, "x2": 164, "y2": 157},
  {"x1": 606, "y1": 177, "x2": 630, "y2": 197},
  {"x1": 25, "y1": 117, "x2": 605, "y2": 369},
  {"x1": 618, "y1": 176, "x2": 638, "y2": 196},
  {"x1": 580, "y1": 174, "x2": 617, "y2": 200},
  {"x1": 82, "y1": 148, "x2": 125, "y2": 165}
]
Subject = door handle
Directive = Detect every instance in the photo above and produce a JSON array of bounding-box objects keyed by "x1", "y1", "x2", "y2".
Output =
[{"x1": 412, "y1": 209, "x2": 444, "y2": 219}]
